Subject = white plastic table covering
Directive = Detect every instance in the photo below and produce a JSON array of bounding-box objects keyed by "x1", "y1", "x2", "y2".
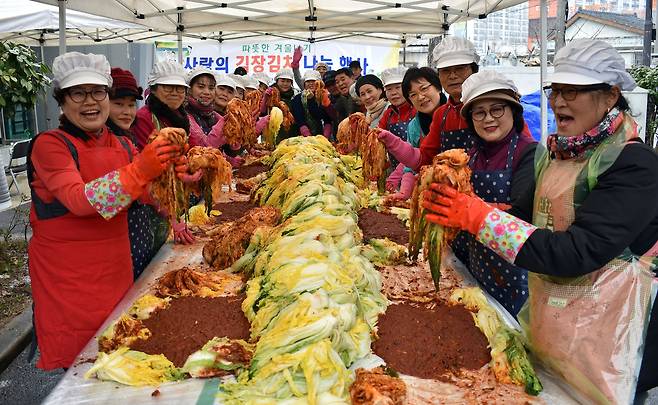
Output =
[{"x1": 42, "y1": 243, "x2": 581, "y2": 404}]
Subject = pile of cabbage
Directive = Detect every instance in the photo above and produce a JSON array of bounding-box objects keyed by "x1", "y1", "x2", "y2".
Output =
[{"x1": 221, "y1": 136, "x2": 388, "y2": 404}]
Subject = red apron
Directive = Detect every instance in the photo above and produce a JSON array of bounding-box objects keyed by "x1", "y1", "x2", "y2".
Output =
[{"x1": 28, "y1": 129, "x2": 133, "y2": 369}]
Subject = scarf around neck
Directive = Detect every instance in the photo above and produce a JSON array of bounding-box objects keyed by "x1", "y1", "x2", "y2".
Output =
[
  {"x1": 547, "y1": 108, "x2": 624, "y2": 160},
  {"x1": 147, "y1": 94, "x2": 190, "y2": 134},
  {"x1": 366, "y1": 98, "x2": 388, "y2": 122},
  {"x1": 186, "y1": 96, "x2": 217, "y2": 133}
]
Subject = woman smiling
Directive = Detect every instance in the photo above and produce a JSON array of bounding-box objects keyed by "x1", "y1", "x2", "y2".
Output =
[
  {"x1": 27, "y1": 52, "x2": 185, "y2": 369},
  {"x1": 377, "y1": 67, "x2": 446, "y2": 201},
  {"x1": 455, "y1": 70, "x2": 537, "y2": 315},
  {"x1": 423, "y1": 39, "x2": 658, "y2": 403},
  {"x1": 355, "y1": 74, "x2": 389, "y2": 128},
  {"x1": 132, "y1": 60, "x2": 190, "y2": 151}
]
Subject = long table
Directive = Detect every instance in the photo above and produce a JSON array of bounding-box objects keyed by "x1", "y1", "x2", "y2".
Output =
[{"x1": 42, "y1": 238, "x2": 580, "y2": 405}]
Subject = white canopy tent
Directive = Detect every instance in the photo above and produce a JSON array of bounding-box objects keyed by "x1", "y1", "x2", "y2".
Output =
[
  {"x1": 0, "y1": 0, "x2": 151, "y2": 46},
  {"x1": 33, "y1": 0, "x2": 530, "y2": 43},
  {"x1": 5, "y1": 0, "x2": 552, "y2": 141}
]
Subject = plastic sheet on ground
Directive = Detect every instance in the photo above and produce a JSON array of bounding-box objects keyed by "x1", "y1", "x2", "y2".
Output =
[{"x1": 43, "y1": 242, "x2": 582, "y2": 404}]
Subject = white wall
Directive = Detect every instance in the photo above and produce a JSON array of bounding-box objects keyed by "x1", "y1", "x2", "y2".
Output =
[{"x1": 566, "y1": 19, "x2": 642, "y2": 47}]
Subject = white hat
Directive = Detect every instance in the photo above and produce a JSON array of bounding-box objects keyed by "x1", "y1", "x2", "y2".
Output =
[
  {"x1": 547, "y1": 39, "x2": 636, "y2": 91},
  {"x1": 186, "y1": 67, "x2": 215, "y2": 86},
  {"x1": 242, "y1": 75, "x2": 259, "y2": 90},
  {"x1": 215, "y1": 73, "x2": 237, "y2": 90},
  {"x1": 460, "y1": 70, "x2": 521, "y2": 117},
  {"x1": 432, "y1": 37, "x2": 480, "y2": 69},
  {"x1": 302, "y1": 70, "x2": 322, "y2": 83},
  {"x1": 148, "y1": 60, "x2": 188, "y2": 87},
  {"x1": 52, "y1": 52, "x2": 112, "y2": 89},
  {"x1": 381, "y1": 66, "x2": 407, "y2": 87},
  {"x1": 253, "y1": 72, "x2": 271, "y2": 87},
  {"x1": 314, "y1": 61, "x2": 329, "y2": 70},
  {"x1": 228, "y1": 74, "x2": 246, "y2": 91},
  {"x1": 274, "y1": 68, "x2": 294, "y2": 81}
]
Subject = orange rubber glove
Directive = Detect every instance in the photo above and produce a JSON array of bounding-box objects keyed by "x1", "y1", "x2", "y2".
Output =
[
  {"x1": 320, "y1": 89, "x2": 331, "y2": 107},
  {"x1": 422, "y1": 183, "x2": 493, "y2": 235},
  {"x1": 119, "y1": 139, "x2": 180, "y2": 198}
]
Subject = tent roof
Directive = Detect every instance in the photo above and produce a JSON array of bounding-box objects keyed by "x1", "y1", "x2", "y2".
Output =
[
  {"x1": 30, "y1": 0, "x2": 528, "y2": 43},
  {"x1": 0, "y1": 0, "x2": 152, "y2": 44}
]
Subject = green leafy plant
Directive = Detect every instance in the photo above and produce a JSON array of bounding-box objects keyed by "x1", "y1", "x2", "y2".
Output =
[
  {"x1": 0, "y1": 42, "x2": 50, "y2": 117},
  {"x1": 628, "y1": 65, "x2": 658, "y2": 146}
]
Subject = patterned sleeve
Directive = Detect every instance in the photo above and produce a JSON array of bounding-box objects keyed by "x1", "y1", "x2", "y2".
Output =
[{"x1": 475, "y1": 209, "x2": 537, "y2": 264}]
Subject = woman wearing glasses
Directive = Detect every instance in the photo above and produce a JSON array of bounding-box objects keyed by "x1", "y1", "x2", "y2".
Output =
[
  {"x1": 132, "y1": 60, "x2": 190, "y2": 151},
  {"x1": 27, "y1": 53, "x2": 185, "y2": 369},
  {"x1": 424, "y1": 40, "x2": 658, "y2": 403},
  {"x1": 452, "y1": 70, "x2": 537, "y2": 315}
]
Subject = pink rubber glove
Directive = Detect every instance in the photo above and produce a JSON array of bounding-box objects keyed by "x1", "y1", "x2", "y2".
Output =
[
  {"x1": 207, "y1": 115, "x2": 226, "y2": 148},
  {"x1": 388, "y1": 172, "x2": 416, "y2": 201},
  {"x1": 173, "y1": 155, "x2": 198, "y2": 183},
  {"x1": 260, "y1": 87, "x2": 274, "y2": 115},
  {"x1": 299, "y1": 125, "x2": 312, "y2": 137},
  {"x1": 226, "y1": 155, "x2": 244, "y2": 167},
  {"x1": 386, "y1": 163, "x2": 405, "y2": 192},
  {"x1": 291, "y1": 46, "x2": 302, "y2": 69},
  {"x1": 255, "y1": 116, "x2": 270, "y2": 134},
  {"x1": 377, "y1": 130, "x2": 421, "y2": 171},
  {"x1": 322, "y1": 123, "x2": 333, "y2": 139},
  {"x1": 172, "y1": 219, "x2": 195, "y2": 244},
  {"x1": 179, "y1": 169, "x2": 203, "y2": 184}
]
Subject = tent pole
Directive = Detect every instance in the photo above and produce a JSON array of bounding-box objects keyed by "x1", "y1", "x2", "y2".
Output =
[
  {"x1": 654, "y1": 0, "x2": 657, "y2": 57},
  {"x1": 642, "y1": 0, "x2": 652, "y2": 66},
  {"x1": 0, "y1": 108, "x2": 6, "y2": 144},
  {"x1": 39, "y1": 34, "x2": 49, "y2": 133},
  {"x1": 177, "y1": 11, "x2": 183, "y2": 64},
  {"x1": 58, "y1": 0, "x2": 67, "y2": 55},
  {"x1": 540, "y1": 0, "x2": 548, "y2": 144}
]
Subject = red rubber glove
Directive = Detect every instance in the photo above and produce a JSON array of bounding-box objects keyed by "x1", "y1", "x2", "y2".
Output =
[
  {"x1": 299, "y1": 125, "x2": 312, "y2": 137},
  {"x1": 120, "y1": 139, "x2": 181, "y2": 198},
  {"x1": 291, "y1": 46, "x2": 302, "y2": 69},
  {"x1": 422, "y1": 183, "x2": 493, "y2": 235},
  {"x1": 172, "y1": 219, "x2": 195, "y2": 244}
]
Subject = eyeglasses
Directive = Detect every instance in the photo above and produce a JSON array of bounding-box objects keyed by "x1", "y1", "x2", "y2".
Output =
[
  {"x1": 471, "y1": 104, "x2": 508, "y2": 121},
  {"x1": 408, "y1": 84, "x2": 434, "y2": 102},
  {"x1": 67, "y1": 87, "x2": 108, "y2": 103},
  {"x1": 439, "y1": 65, "x2": 472, "y2": 76},
  {"x1": 543, "y1": 84, "x2": 610, "y2": 101},
  {"x1": 159, "y1": 84, "x2": 187, "y2": 94}
]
